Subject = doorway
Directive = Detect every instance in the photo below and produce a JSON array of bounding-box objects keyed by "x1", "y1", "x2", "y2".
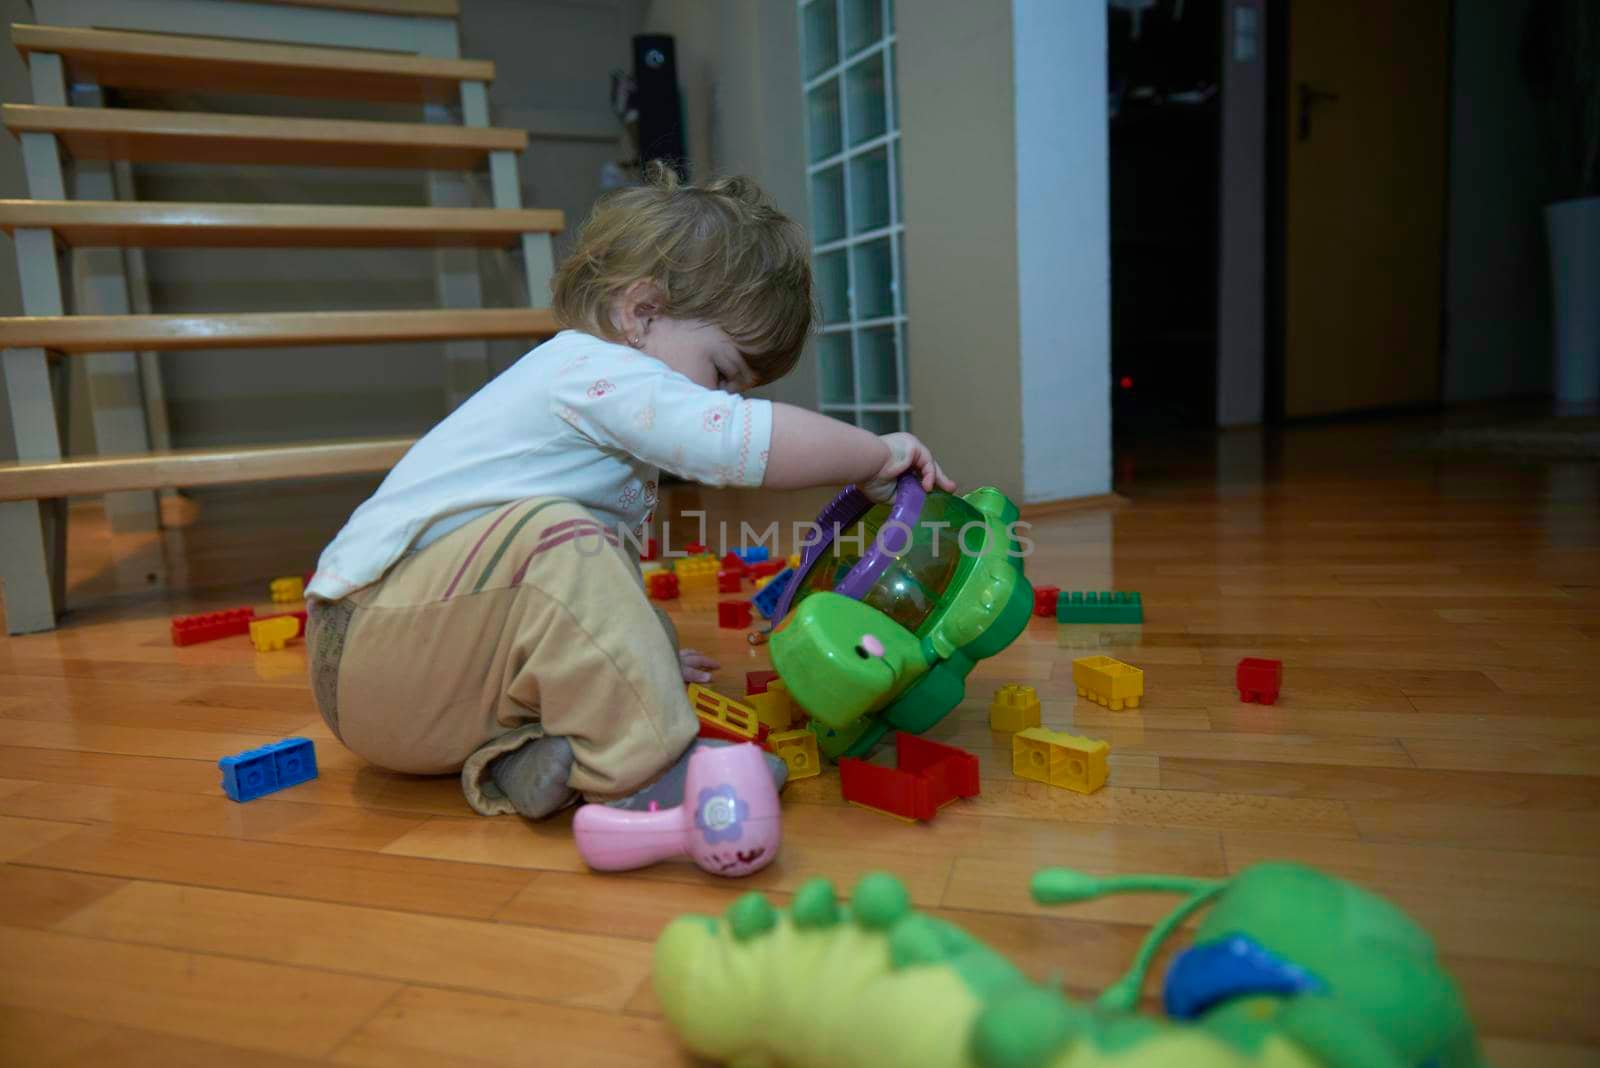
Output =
[{"x1": 1272, "y1": 0, "x2": 1453, "y2": 419}]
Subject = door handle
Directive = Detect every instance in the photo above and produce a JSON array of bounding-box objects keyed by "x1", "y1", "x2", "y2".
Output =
[{"x1": 1297, "y1": 82, "x2": 1340, "y2": 141}]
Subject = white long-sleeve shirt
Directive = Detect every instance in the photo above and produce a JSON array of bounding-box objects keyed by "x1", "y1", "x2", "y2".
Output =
[{"x1": 307, "y1": 330, "x2": 773, "y2": 601}]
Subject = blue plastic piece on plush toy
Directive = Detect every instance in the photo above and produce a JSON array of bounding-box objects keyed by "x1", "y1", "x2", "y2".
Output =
[
  {"x1": 751, "y1": 567, "x2": 795, "y2": 620},
  {"x1": 734, "y1": 547, "x2": 770, "y2": 564},
  {"x1": 219, "y1": 737, "x2": 318, "y2": 802},
  {"x1": 1162, "y1": 933, "x2": 1326, "y2": 1019}
]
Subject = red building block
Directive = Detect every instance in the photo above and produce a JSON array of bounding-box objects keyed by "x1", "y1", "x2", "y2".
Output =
[
  {"x1": 171, "y1": 607, "x2": 255, "y2": 647},
  {"x1": 641, "y1": 538, "x2": 660, "y2": 562},
  {"x1": 748, "y1": 560, "x2": 784, "y2": 579},
  {"x1": 648, "y1": 572, "x2": 680, "y2": 600},
  {"x1": 1033, "y1": 585, "x2": 1061, "y2": 617},
  {"x1": 719, "y1": 552, "x2": 747, "y2": 576},
  {"x1": 1236, "y1": 657, "x2": 1283, "y2": 705},
  {"x1": 839, "y1": 732, "x2": 980, "y2": 822},
  {"x1": 745, "y1": 669, "x2": 781, "y2": 695},
  {"x1": 718, "y1": 601, "x2": 753, "y2": 629},
  {"x1": 684, "y1": 541, "x2": 707, "y2": 555},
  {"x1": 717, "y1": 569, "x2": 743, "y2": 593}
]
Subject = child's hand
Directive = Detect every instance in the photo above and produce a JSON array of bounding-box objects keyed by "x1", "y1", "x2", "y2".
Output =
[
  {"x1": 679, "y1": 648, "x2": 720, "y2": 684},
  {"x1": 862, "y1": 432, "x2": 956, "y2": 502}
]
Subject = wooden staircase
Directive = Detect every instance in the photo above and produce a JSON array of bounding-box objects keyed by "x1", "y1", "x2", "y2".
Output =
[{"x1": 0, "y1": 1, "x2": 570, "y2": 634}]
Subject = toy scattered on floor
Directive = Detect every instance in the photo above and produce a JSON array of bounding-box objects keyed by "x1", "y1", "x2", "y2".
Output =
[
  {"x1": 269, "y1": 575, "x2": 305, "y2": 603},
  {"x1": 1237, "y1": 657, "x2": 1283, "y2": 705},
  {"x1": 642, "y1": 537, "x2": 660, "y2": 561},
  {"x1": 734, "y1": 546, "x2": 770, "y2": 565},
  {"x1": 988, "y1": 684, "x2": 1041, "y2": 732},
  {"x1": 745, "y1": 669, "x2": 781, "y2": 695},
  {"x1": 1013, "y1": 726, "x2": 1109, "y2": 794},
  {"x1": 750, "y1": 567, "x2": 794, "y2": 620},
  {"x1": 651, "y1": 863, "x2": 1484, "y2": 1068},
  {"x1": 648, "y1": 572, "x2": 680, "y2": 600},
  {"x1": 718, "y1": 569, "x2": 743, "y2": 593},
  {"x1": 746, "y1": 680, "x2": 796, "y2": 732},
  {"x1": 249, "y1": 614, "x2": 301, "y2": 653},
  {"x1": 1055, "y1": 590, "x2": 1143, "y2": 624},
  {"x1": 1072, "y1": 654, "x2": 1144, "y2": 710},
  {"x1": 677, "y1": 556, "x2": 720, "y2": 592},
  {"x1": 720, "y1": 552, "x2": 747, "y2": 577},
  {"x1": 1032, "y1": 585, "x2": 1061, "y2": 617},
  {"x1": 718, "y1": 601, "x2": 754, "y2": 629},
  {"x1": 766, "y1": 728, "x2": 820, "y2": 780},
  {"x1": 684, "y1": 541, "x2": 707, "y2": 555},
  {"x1": 747, "y1": 559, "x2": 784, "y2": 580},
  {"x1": 786, "y1": 552, "x2": 802, "y2": 569},
  {"x1": 769, "y1": 475, "x2": 1033, "y2": 760},
  {"x1": 689, "y1": 684, "x2": 769, "y2": 745},
  {"x1": 219, "y1": 737, "x2": 318, "y2": 802},
  {"x1": 574, "y1": 742, "x2": 780, "y2": 877},
  {"x1": 839, "y1": 732, "x2": 979, "y2": 822},
  {"x1": 171, "y1": 607, "x2": 254, "y2": 647}
]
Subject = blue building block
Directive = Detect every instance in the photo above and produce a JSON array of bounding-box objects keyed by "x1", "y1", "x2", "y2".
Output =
[
  {"x1": 751, "y1": 567, "x2": 795, "y2": 620},
  {"x1": 733, "y1": 546, "x2": 770, "y2": 564},
  {"x1": 219, "y1": 737, "x2": 318, "y2": 802}
]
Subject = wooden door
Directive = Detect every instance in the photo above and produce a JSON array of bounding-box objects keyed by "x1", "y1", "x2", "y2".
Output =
[{"x1": 1283, "y1": 0, "x2": 1451, "y2": 417}]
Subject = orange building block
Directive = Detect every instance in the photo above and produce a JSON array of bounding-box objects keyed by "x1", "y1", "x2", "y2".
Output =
[{"x1": 1012, "y1": 727, "x2": 1109, "y2": 794}]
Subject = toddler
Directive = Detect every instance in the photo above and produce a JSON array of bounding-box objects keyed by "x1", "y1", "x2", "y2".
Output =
[{"x1": 305, "y1": 169, "x2": 952, "y2": 820}]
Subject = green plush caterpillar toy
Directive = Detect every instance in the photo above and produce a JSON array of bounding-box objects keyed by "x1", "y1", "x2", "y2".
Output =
[{"x1": 652, "y1": 864, "x2": 1485, "y2": 1068}]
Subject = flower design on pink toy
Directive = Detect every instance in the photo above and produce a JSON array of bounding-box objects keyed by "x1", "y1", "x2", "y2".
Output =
[
  {"x1": 703, "y1": 406, "x2": 730, "y2": 433},
  {"x1": 587, "y1": 379, "x2": 616, "y2": 399},
  {"x1": 694, "y1": 783, "x2": 747, "y2": 845}
]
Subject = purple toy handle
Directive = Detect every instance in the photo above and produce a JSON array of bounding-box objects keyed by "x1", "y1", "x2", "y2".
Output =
[{"x1": 771, "y1": 473, "x2": 925, "y2": 623}]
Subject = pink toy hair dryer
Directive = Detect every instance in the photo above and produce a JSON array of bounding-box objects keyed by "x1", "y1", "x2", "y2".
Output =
[{"x1": 573, "y1": 743, "x2": 780, "y2": 877}]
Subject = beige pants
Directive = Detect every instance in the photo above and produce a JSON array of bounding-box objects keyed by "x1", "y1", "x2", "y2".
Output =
[{"x1": 306, "y1": 498, "x2": 697, "y2": 812}]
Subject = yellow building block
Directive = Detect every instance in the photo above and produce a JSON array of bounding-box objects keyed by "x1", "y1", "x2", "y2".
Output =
[
  {"x1": 1012, "y1": 727, "x2": 1109, "y2": 794},
  {"x1": 787, "y1": 553, "x2": 802, "y2": 569},
  {"x1": 676, "y1": 556, "x2": 719, "y2": 592},
  {"x1": 768, "y1": 729, "x2": 820, "y2": 780},
  {"x1": 249, "y1": 615, "x2": 300, "y2": 653},
  {"x1": 1071, "y1": 655, "x2": 1144, "y2": 711},
  {"x1": 687, "y1": 684, "x2": 761, "y2": 741},
  {"x1": 747, "y1": 679, "x2": 795, "y2": 731},
  {"x1": 989, "y1": 684, "x2": 1041, "y2": 732},
  {"x1": 269, "y1": 576, "x2": 304, "y2": 603}
]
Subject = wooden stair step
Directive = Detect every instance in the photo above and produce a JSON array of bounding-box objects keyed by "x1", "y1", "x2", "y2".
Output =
[
  {"x1": 0, "y1": 307, "x2": 558, "y2": 354},
  {"x1": 12, "y1": 24, "x2": 493, "y2": 103},
  {"x1": 247, "y1": 0, "x2": 461, "y2": 15},
  {"x1": 3, "y1": 105, "x2": 525, "y2": 170},
  {"x1": 0, "y1": 437, "x2": 415, "y2": 501},
  {"x1": 0, "y1": 200, "x2": 562, "y2": 249}
]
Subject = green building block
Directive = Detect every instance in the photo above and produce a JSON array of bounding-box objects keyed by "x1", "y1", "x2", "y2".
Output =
[{"x1": 1055, "y1": 591, "x2": 1143, "y2": 624}]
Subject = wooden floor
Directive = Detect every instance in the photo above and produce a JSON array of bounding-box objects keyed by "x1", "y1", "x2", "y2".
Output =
[{"x1": 2, "y1": 415, "x2": 1597, "y2": 1067}]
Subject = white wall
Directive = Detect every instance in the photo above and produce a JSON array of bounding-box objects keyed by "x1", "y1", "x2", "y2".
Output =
[
  {"x1": 1443, "y1": 0, "x2": 1554, "y2": 403},
  {"x1": 1014, "y1": 0, "x2": 1111, "y2": 501}
]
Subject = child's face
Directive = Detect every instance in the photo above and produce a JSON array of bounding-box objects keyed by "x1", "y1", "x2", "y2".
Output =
[{"x1": 641, "y1": 317, "x2": 758, "y2": 394}]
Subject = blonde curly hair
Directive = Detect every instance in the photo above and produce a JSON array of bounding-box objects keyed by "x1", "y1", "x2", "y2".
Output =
[{"x1": 552, "y1": 164, "x2": 814, "y2": 386}]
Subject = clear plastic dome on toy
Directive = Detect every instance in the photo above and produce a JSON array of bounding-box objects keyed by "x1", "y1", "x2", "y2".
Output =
[{"x1": 785, "y1": 490, "x2": 986, "y2": 635}]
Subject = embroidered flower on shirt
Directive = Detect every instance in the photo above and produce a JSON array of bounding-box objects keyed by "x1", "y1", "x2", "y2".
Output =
[
  {"x1": 620, "y1": 483, "x2": 640, "y2": 507},
  {"x1": 633, "y1": 404, "x2": 656, "y2": 432},
  {"x1": 703, "y1": 406, "x2": 730, "y2": 433},
  {"x1": 587, "y1": 379, "x2": 616, "y2": 400}
]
